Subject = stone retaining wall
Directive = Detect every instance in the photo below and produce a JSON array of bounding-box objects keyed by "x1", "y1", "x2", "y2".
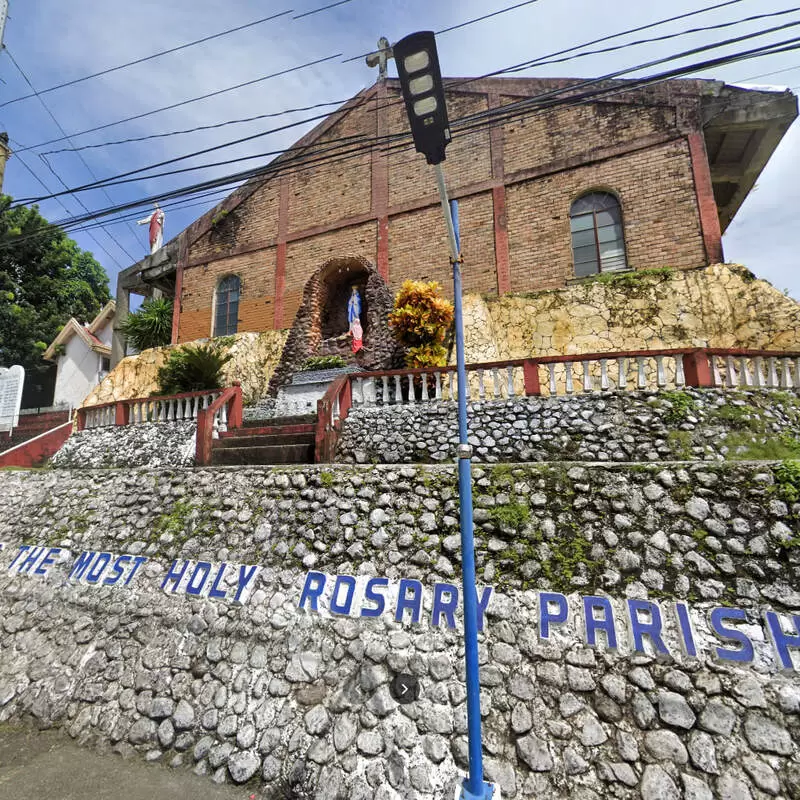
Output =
[
  {"x1": 0, "y1": 462, "x2": 799, "y2": 798},
  {"x1": 337, "y1": 388, "x2": 800, "y2": 464},
  {"x1": 52, "y1": 422, "x2": 196, "y2": 469}
]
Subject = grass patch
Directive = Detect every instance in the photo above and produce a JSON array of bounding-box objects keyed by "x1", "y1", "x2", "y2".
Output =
[
  {"x1": 318, "y1": 471, "x2": 334, "y2": 488},
  {"x1": 713, "y1": 403, "x2": 766, "y2": 432},
  {"x1": 489, "y1": 502, "x2": 530, "y2": 530},
  {"x1": 589, "y1": 267, "x2": 674, "y2": 288},
  {"x1": 660, "y1": 390, "x2": 697, "y2": 425},
  {"x1": 667, "y1": 430, "x2": 693, "y2": 459},
  {"x1": 722, "y1": 432, "x2": 800, "y2": 461},
  {"x1": 774, "y1": 460, "x2": 800, "y2": 503}
]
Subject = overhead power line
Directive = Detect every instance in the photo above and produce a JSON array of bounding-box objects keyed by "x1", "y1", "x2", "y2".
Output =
[
  {"x1": 0, "y1": 8, "x2": 298, "y2": 109},
  {"x1": 14, "y1": 0, "x2": 753, "y2": 159},
  {"x1": 507, "y1": 5, "x2": 800, "y2": 72},
  {"x1": 5, "y1": 50, "x2": 137, "y2": 264},
  {"x1": 18, "y1": 12, "x2": 800, "y2": 206},
  {"x1": 293, "y1": 0, "x2": 355, "y2": 20},
  {"x1": 11, "y1": 52, "x2": 344, "y2": 155},
  {"x1": 343, "y1": 0, "x2": 542, "y2": 63},
  {"x1": 21, "y1": 30, "x2": 800, "y2": 244},
  {"x1": 37, "y1": 100, "x2": 350, "y2": 156}
]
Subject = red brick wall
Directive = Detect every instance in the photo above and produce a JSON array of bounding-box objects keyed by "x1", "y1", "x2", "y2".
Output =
[
  {"x1": 177, "y1": 81, "x2": 712, "y2": 338},
  {"x1": 506, "y1": 139, "x2": 706, "y2": 291}
]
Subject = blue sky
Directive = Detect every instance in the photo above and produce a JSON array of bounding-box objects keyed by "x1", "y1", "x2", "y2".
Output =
[{"x1": 2, "y1": 0, "x2": 799, "y2": 298}]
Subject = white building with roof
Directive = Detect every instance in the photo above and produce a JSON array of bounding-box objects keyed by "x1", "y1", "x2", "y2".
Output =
[{"x1": 43, "y1": 301, "x2": 115, "y2": 409}]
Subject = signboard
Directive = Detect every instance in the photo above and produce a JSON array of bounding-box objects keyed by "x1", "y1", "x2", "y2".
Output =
[{"x1": 0, "y1": 365, "x2": 24, "y2": 433}]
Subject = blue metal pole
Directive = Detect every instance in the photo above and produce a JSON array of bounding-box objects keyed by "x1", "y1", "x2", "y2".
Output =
[{"x1": 434, "y1": 162, "x2": 493, "y2": 800}]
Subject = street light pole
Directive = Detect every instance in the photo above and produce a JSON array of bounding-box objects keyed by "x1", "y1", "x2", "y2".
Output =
[{"x1": 390, "y1": 30, "x2": 497, "y2": 800}]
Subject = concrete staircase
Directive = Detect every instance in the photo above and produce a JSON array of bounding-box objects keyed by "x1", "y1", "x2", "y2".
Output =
[{"x1": 210, "y1": 414, "x2": 317, "y2": 466}]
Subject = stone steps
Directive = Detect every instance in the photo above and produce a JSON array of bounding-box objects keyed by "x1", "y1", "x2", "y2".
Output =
[
  {"x1": 210, "y1": 415, "x2": 317, "y2": 465},
  {"x1": 211, "y1": 442, "x2": 314, "y2": 466}
]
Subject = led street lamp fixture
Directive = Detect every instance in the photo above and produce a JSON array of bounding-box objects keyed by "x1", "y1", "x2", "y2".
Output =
[{"x1": 393, "y1": 31, "x2": 451, "y2": 166}]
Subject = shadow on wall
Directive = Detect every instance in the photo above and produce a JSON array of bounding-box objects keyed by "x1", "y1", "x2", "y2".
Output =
[{"x1": 267, "y1": 256, "x2": 401, "y2": 396}]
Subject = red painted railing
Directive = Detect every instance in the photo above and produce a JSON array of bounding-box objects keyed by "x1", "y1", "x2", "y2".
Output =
[
  {"x1": 314, "y1": 347, "x2": 800, "y2": 462},
  {"x1": 195, "y1": 384, "x2": 243, "y2": 466},
  {"x1": 315, "y1": 375, "x2": 352, "y2": 463},
  {"x1": 77, "y1": 388, "x2": 227, "y2": 431}
]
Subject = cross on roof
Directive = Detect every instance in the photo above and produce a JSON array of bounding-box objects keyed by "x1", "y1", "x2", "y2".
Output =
[{"x1": 365, "y1": 36, "x2": 393, "y2": 81}]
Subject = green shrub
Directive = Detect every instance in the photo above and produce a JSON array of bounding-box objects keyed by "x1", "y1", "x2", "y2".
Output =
[
  {"x1": 121, "y1": 297, "x2": 173, "y2": 351},
  {"x1": 774, "y1": 460, "x2": 800, "y2": 503},
  {"x1": 301, "y1": 355, "x2": 347, "y2": 371},
  {"x1": 389, "y1": 280, "x2": 454, "y2": 369},
  {"x1": 156, "y1": 344, "x2": 232, "y2": 395}
]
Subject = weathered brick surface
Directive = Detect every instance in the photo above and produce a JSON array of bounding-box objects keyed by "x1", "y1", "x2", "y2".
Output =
[
  {"x1": 179, "y1": 249, "x2": 277, "y2": 342},
  {"x1": 178, "y1": 79, "x2": 714, "y2": 337},
  {"x1": 506, "y1": 139, "x2": 705, "y2": 291}
]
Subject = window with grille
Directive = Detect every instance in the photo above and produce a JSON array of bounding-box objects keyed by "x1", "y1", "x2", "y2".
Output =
[
  {"x1": 214, "y1": 275, "x2": 240, "y2": 336},
  {"x1": 570, "y1": 192, "x2": 628, "y2": 277}
]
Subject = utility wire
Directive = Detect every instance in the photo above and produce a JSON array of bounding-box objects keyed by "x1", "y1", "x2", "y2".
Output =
[
  {"x1": 736, "y1": 63, "x2": 800, "y2": 82},
  {"x1": 38, "y1": 100, "x2": 350, "y2": 156},
  {"x1": 19, "y1": 14, "x2": 800, "y2": 205},
  {"x1": 5, "y1": 50, "x2": 137, "y2": 264},
  {"x1": 10, "y1": 53, "x2": 344, "y2": 155},
  {"x1": 343, "y1": 0, "x2": 542, "y2": 62},
  {"x1": 293, "y1": 0, "x2": 354, "y2": 20},
  {"x1": 26, "y1": 33, "x2": 800, "y2": 243},
  {"x1": 14, "y1": 0, "x2": 756, "y2": 158},
  {"x1": 8, "y1": 146, "x2": 124, "y2": 268},
  {"x1": 0, "y1": 10, "x2": 295, "y2": 109},
  {"x1": 503, "y1": 5, "x2": 800, "y2": 72}
]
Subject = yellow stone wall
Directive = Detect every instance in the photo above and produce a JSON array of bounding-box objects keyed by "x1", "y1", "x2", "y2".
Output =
[
  {"x1": 82, "y1": 331, "x2": 288, "y2": 408},
  {"x1": 461, "y1": 264, "x2": 800, "y2": 363}
]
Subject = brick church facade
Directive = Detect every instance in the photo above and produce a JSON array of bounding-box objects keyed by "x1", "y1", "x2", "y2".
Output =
[{"x1": 113, "y1": 76, "x2": 796, "y2": 361}]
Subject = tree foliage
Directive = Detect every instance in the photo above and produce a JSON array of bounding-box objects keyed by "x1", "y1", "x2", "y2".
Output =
[
  {"x1": 0, "y1": 196, "x2": 110, "y2": 372},
  {"x1": 388, "y1": 280, "x2": 454, "y2": 368},
  {"x1": 156, "y1": 344, "x2": 233, "y2": 395},
  {"x1": 121, "y1": 297, "x2": 173, "y2": 352}
]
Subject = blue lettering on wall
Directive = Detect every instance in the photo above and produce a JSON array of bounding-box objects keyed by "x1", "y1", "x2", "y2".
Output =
[
  {"x1": 710, "y1": 607, "x2": 754, "y2": 663},
  {"x1": 330, "y1": 575, "x2": 356, "y2": 615},
  {"x1": 395, "y1": 579, "x2": 423, "y2": 624},
  {"x1": 539, "y1": 592, "x2": 569, "y2": 640},
  {"x1": 208, "y1": 563, "x2": 228, "y2": 599},
  {"x1": 764, "y1": 611, "x2": 800, "y2": 670},
  {"x1": 86, "y1": 552, "x2": 112, "y2": 584},
  {"x1": 34, "y1": 547, "x2": 61, "y2": 577},
  {"x1": 584, "y1": 595, "x2": 618, "y2": 649},
  {"x1": 161, "y1": 559, "x2": 190, "y2": 592},
  {"x1": 628, "y1": 599, "x2": 670, "y2": 657},
  {"x1": 361, "y1": 577, "x2": 388, "y2": 618},
  {"x1": 234, "y1": 565, "x2": 260, "y2": 604},
  {"x1": 674, "y1": 602, "x2": 698, "y2": 658},
  {"x1": 431, "y1": 583, "x2": 459, "y2": 629},
  {"x1": 299, "y1": 571, "x2": 326, "y2": 611},
  {"x1": 186, "y1": 562, "x2": 212, "y2": 596},
  {"x1": 69, "y1": 550, "x2": 97, "y2": 582}
]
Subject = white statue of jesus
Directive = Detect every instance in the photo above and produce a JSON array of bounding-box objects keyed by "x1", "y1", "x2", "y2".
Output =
[{"x1": 137, "y1": 202, "x2": 165, "y2": 254}]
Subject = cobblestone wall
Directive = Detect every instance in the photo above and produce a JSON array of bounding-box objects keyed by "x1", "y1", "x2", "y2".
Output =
[
  {"x1": 337, "y1": 388, "x2": 800, "y2": 464},
  {"x1": 52, "y1": 422, "x2": 196, "y2": 469},
  {"x1": 0, "y1": 462, "x2": 799, "y2": 798}
]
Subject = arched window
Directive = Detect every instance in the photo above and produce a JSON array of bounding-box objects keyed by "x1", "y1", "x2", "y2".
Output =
[
  {"x1": 570, "y1": 192, "x2": 627, "y2": 277},
  {"x1": 214, "y1": 275, "x2": 240, "y2": 336}
]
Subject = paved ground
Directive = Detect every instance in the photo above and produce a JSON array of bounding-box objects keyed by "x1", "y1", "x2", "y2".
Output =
[{"x1": 0, "y1": 723, "x2": 252, "y2": 800}]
